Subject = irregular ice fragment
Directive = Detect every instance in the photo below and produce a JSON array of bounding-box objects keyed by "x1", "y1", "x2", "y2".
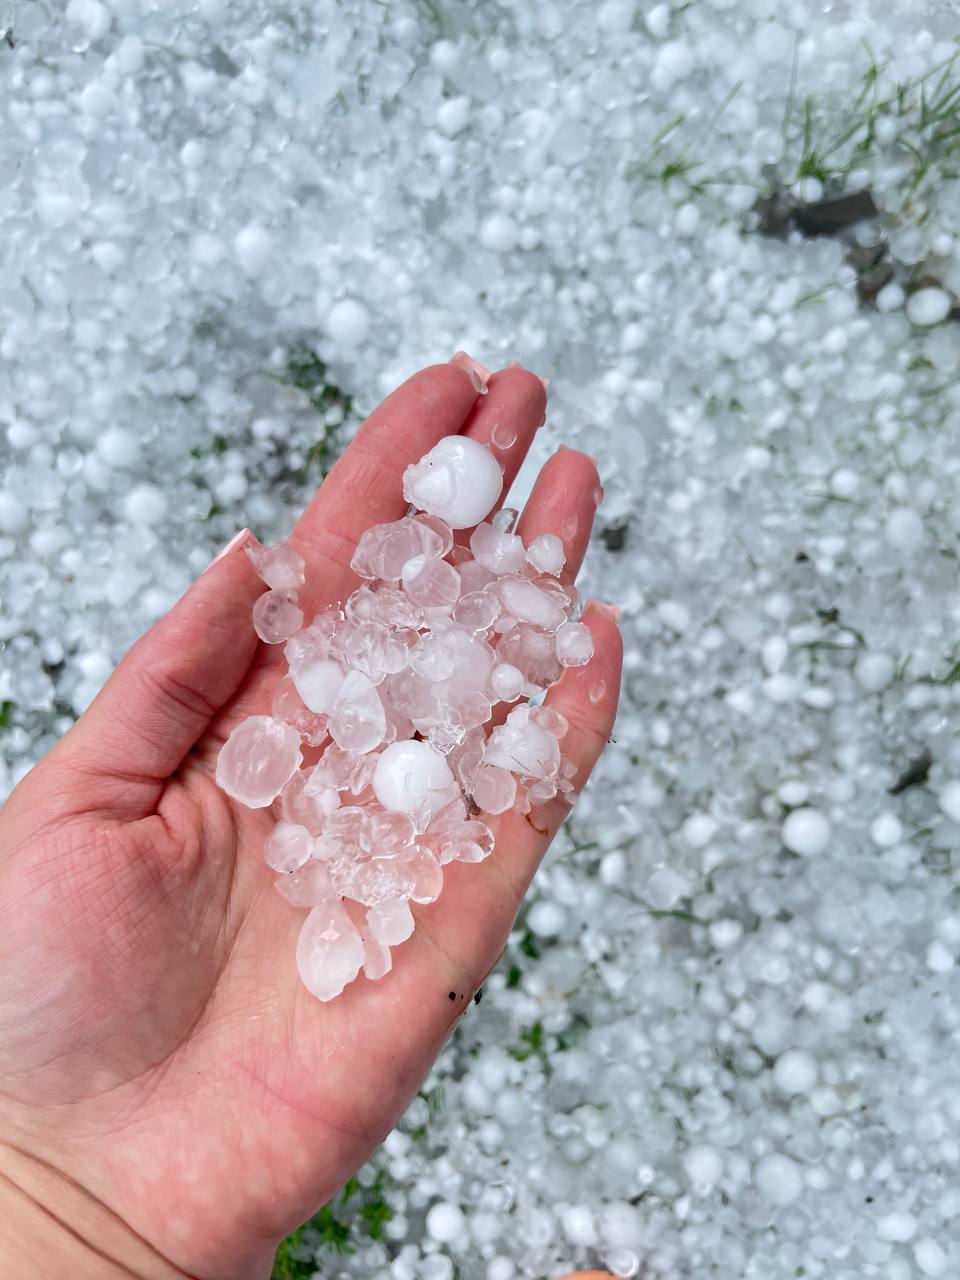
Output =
[
  {"x1": 216, "y1": 715, "x2": 303, "y2": 808},
  {"x1": 246, "y1": 540, "x2": 305, "y2": 590},
  {"x1": 525, "y1": 533, "x2": 566, "y2": 575},
  {"x1": 328, "y1": 669, "x2": 387, "y2": 753},
  {"x1": 402, "y1": 436, "x2": 503, "y2": 528}
]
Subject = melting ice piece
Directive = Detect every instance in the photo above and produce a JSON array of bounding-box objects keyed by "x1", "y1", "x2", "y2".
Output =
[
  {"x1": 253, "y1": 589, "x2": 304, "y2": 644},
  {"x1": 401, "y1": 554, "x2": 462, "y2": 608},
  {"x1": 367, "y1": 897, "x2": 416, "y2": 946},
  {"x1": 525, "y1": 533, "x2": 566, "y2": 576},
  {"x1": 471, "y1": 764, "x2": 517, "y2": 815},
  {"x1": 264, "y1": 822, "x2": 315, "y2": 873},
  {"x1": 272, "y1": 675, "x2": 329, "y2": 746},
  {"x1": 470, "y1": 523, "x2": 526, "y2": 574},
  {"x1": 555, "y1": 619, "x2": 594, "y2": 667},
  {"x1": 216, "y1": 715, "x2": 303, "y2": 808},
  {"x1": 483, "y1": 705, "x2": 561, "y2": 783},
  {"x1": 246, "y1": 540, "x2": 305, "y2": 590},
  {"x1": 489, "y1": 662, "x2": 524, "y2": 702},
  {"x1": 351, "y1": 517, "x2": 445, "y2": 581},
  {"x1": 402, "y1": 436, "x2": 503, "y2": 529},
  {"x1": 296, "y1": 900, "x2": 365, "y2": 1001},
  {"x1": 373, "y1": 739, "x2": 455, "y2": 813}
]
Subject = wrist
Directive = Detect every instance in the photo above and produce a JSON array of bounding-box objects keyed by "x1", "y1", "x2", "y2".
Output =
[{"x1": 0, "y1": 1141, "x2": 191, "y2": 1280}]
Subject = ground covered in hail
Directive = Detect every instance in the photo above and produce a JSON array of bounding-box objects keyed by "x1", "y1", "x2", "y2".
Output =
[{"x1": 3, "y1": 1, "x2": 960, "y2": 1278}]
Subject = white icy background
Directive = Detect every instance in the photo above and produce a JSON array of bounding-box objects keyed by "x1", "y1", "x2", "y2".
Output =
[{"x1": 5, "y1": 1, "x2": 960, "y2": 1277}]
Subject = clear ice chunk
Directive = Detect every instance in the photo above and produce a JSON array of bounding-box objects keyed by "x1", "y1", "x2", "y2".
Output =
[{"x1": 216, "y1": 715, "x2": 303, "y2": 809}]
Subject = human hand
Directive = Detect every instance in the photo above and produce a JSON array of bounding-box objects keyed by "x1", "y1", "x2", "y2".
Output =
[{"x1": 0, "y1": 361, "x2": 622, "y2": 1280}]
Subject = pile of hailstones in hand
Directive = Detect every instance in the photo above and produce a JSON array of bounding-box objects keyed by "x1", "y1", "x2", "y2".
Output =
[{"x1": 216, "y1": 436, "x2": 594, "y2": 1001}]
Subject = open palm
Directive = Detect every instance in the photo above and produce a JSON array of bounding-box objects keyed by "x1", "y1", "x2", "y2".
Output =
[{"x1": 0, "y1": 363, "x2": 622, "y2": 1280}]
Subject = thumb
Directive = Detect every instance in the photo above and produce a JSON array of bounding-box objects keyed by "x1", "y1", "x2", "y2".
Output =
[{"x1": 49, "y1": 530, "x2": 263, "y2": 820}]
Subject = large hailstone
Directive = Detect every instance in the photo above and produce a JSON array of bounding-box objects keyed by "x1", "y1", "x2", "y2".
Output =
[
  {"x1": 373, "y1": 739, "x2": 454, "y2": 813},
  {"x1": 402, "y1": 436, "x2": 503, "y2": 529},
  {"x1": 296, "y1": 900, "x2": 364, "y2": 1001}
]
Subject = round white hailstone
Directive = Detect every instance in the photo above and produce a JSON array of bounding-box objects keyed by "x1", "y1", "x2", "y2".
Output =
[
  {"x1": 326, "y1": 297, "x2": 370, "y2": 347},
  {"x1": 773, "y1": 1049, "x2": 818, "y2": 1095},
  {"x1": 927, "y1": 940, "x2": 954, "y2": 973},
  {"x1": 95, "y1": 427, "x2": 138, "y2": 468},
  {"x1": 709, "y1": 919, "x2": 742, "y2": 949},
  {"x1": 598, "y1": 0, "x2": 634, "y2": 33},
  {"x1": 402, "y1": 436, "x2": 503, "y2": 529},
  {"x1": 487, "y1": 1260, "x2": 515, "y2": 1280},
  {"x1": 754, "y1": 1153, "x2": 803, "y2": 1206},
  {"x1": 781, "y1": 808, "x2": 830, "y2": 857},
  {"x1": 683, "y1": 1145, "x2": 723, "y2": 1188},
  {"x1": 561, "y1": 1205, "x2": 598, "y2": 1246},
  {"x1": 489, "y1": 662, "x2": 524, "y2": 702},
  {"x1": 79, "y1": 82, "x2": 113, "y2": 116},
  {"x1": 479, "y1": 213, "x2": 518, "y2": 252},
  {"x1": 436, "y1": 95, "x2": 471, "y2": 136},
  {"x1": 7, "y1": 421, "x2": 37, "y2": 449},
  {"x1": 878, "y1": 1212, "x2": 917, "y2": 1243},
  {"x1": 527, "y1": 900, "x2": 566, "y2": 938},
  {"x1": 421, "y1": 1257, "x2": 454, "y2": 1280},
  {"x1": 429, "y1": 39, "x2": 460, "y2": 73},
  {"x1": 939, "y1": 781, "x2": 960, "y2": 823},
  {"x1": 829, "y1": 467, "x2": 859, "y2": 497},
  {"x1": 651, "y1": 41, "x2": 695, "y2": 91},
  {"x1": 426, "y1": 1202, "x2": 467, "y2": 1244},
  {"x1": 870, "y1": 813, "x2": 902, "y2": 847},
  {"x1": 675, "y1": 203, "x2": 700, "y2": 236},
  {"x1": 777, "y1": 779, "x2": 809, "y2": 806},
  {"x1": 290, "y1": 657, "x2": 344, "y2": 714},
  {"x1": 884, "y1": 507, "x2": 924, "y2": 553},
  {"x1": 0, "y1": 493, "x2": 28, "y2": 534},
  {"x1": 66, "y1": 0, "x2": 111, "y2": 39},
  {"x1": 875, "y1": 281, "x2": 905, "y2": 312},
  {"x1": 646, "y1": 3, "x2": 670, "y2": 36},
  {"x1": 373, "y1": 740, "x2": 454, "y2": 813},
  {"x1": 123, "y1": 483, "x2": 169, "y2": 526},
  {"x1": 914, "y1": 1240, "x2": 948, "y2": 1277},
  {"x1": 906, "y1": 287, "x2": 952, "y2": 326},
  {"x1": 682, "y1": 812, "x2": 717, "y2": 849},
  {"x1": 234, "y1": 223, "x2": 273, "y2": 276},
  {"x1": 854, "y1": 652, "x2": 895, "y2": 693},
  {"x1": 216, "y1": 716, "x2": 303, "y2": 808},
  {"x1": 180, "y1": 139, "x2": 205, "y2": 168}
]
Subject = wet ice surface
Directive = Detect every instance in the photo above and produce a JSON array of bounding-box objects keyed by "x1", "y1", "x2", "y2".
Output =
[
  {"x1": 218, "y1": 465, "x2": 585, "y2": 1002},
  {"x1": 4, "y1": 0, "x2": 960, "y2": 1275}
]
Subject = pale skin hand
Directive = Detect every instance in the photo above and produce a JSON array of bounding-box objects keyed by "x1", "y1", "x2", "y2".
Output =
[{"x1": 0, "y1": 363, "x2": 622, "y2": 1280}]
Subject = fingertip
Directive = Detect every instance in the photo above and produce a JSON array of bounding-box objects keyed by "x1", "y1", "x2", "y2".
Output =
[
  {"x1": 408, "y1": 361, "x2": 486, "y2": 410},
  {"x1": 485, "y1": 364, "x2": 547, "y2": 423}
]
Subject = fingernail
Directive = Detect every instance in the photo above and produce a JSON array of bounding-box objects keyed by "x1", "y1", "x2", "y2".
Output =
[
  {"x1": 539, "y1": 376, "x2": 550, "y2": 393},
  {"x1": 586, "y1": 454, "x2": 599, "y2": 467},
  {"x1": 208, "y1": 527, "x2": 253, "y2": 570},
  {"x1": 450, "y1": 351, "x2": 491, "y2": 395},
  {"x1": 583, "y1": 598, "x2": 621, "y2": 623}
]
